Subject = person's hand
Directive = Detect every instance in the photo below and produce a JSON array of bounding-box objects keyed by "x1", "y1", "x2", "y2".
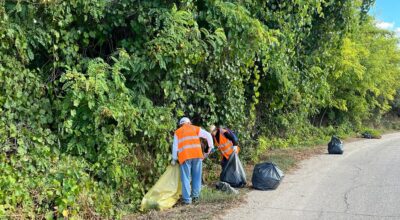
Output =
[
  {"x1": 171, "y1": 160, "x2": 177, "y2": 166},
  {"x1": 204, "y1": 147, "x2": 215, "y2": 158},
  {"x1": 233, "y1": 146, "x2": 238, "y2": 153},
  {"x1": 205, "y1": 147, "x2": 216, "y2": 159},
  {"x1": 210, "y1": 147, "x2": 216, "y2": 154}
]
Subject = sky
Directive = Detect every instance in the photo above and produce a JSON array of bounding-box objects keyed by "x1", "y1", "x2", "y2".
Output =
[{"x1": 370, "y1": 0, "x2": 400, "y2": 38}]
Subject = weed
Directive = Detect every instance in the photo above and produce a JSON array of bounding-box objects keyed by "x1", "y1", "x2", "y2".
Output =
[
  {"x1": 199, "y1": 186, "x2": 239, "y2": 204},
  {"x1": 361, "y1": 128, "x2": 382, "y2": 139}
]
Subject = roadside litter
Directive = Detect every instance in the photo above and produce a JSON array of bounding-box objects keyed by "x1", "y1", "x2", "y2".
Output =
[
  {"x1": 216, "y1": 181, "x2": 239, "y2": 194},
  {"x1": 140, "y1": 165, "x2": 181, "y2": 211},
  {"x1": 328, "y1": 136, "x2": 343, "y2": 154},
  {"x1": 361, "y1": 131, "x2": 382, "y2": 139},
  {"x1": 252, "y1": 162, "x2": 284, "y2": 190},
  {"x1": 361, "y1": 132, "x2": 372, "y2": 139},
  {"x1": 220, "y1": 153, "x2": 247, "y2": 188}
]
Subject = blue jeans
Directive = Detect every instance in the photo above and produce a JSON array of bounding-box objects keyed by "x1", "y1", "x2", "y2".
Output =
[{"x1": 180, "y1": 158, "x2": 202, "y2": 204}]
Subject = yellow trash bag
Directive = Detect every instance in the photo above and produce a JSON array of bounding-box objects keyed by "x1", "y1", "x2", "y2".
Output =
[{"x1": 140, "y1": 165, "x2": 182, "y2": 211}]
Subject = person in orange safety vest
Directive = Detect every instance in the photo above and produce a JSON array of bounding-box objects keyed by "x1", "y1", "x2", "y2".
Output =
[
  {"x1": 209, "y1": 125, "x2": 239, "y2": 170},
  {"x1": 171, "y1": 117, "x2": 214, "y2": 204}
]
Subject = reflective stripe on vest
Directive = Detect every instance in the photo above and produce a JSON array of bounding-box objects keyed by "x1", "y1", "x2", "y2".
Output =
[
  {"x1": 175, "y1": 124, "x2": 203, "y2": 164},
  {"x1": 177, "y1": 144, "x2": 202, "y2": 153},
  {"x1": 218, "y1": 141, "x2": 232, "y2": 149},
  {"x1": 178, "y1": 136, "x2": 200, "y2": 144},
  {"x1": 221, "y1": 145, "x2": 235, "y2": 153},
  {"x1": 215, "y1": 128, "x2": 234, "y2": 159}
]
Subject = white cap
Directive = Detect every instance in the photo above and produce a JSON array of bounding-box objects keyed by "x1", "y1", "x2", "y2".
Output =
[
  {"x1": 209, "y1": 125, "x2": 216, "y2": 132},
  {"x1": 179, "y1": 117, "x2": 191, "y2": 125}
]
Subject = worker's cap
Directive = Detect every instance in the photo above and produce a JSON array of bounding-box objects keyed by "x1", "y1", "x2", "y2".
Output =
[
  {"x1": 209, "y1": 125, "x2": 216, "y2": 133},
  {"x1": 179, "y1": 117, "x2": 191, "y2": 125}
]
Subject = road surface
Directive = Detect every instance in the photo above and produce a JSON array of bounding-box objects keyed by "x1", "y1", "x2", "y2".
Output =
[{"x1": 222, "y1": 133, "x2": 400, "y2": 220}]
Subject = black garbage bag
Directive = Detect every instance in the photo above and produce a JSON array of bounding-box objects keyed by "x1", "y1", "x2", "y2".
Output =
[
  {"x1": 328, "y1": 136, "x2": 343, "y2": 154},
  {"x1": 361, "y1": 132, "x2": 372, "y2": 139},
  {"x1": 220, "y1": 153, "x2": 246, "y2": 188},
  {"x1": 252, "y1": 162, "x2": 284, "y2": 190}
]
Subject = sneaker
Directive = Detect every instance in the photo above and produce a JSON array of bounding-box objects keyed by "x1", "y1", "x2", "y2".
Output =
[
  {"x1": 192, "y1": 197, "x2": 199, "y2": 204},
  {"x1": 181, "y1": 200, "x2": 192, "y2": 206}
]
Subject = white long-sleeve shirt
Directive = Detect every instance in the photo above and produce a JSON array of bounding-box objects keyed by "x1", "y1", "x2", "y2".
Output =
[{"x1": 172, "y1": 128, "x2": 214, "y2": 161}]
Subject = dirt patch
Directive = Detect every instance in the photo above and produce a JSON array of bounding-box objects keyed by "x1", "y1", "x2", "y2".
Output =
[
  {"x1": 127, "y1": 189, "x2": 246, "y2": 220},
  {"x1": 343, "y1": 137, "x2": 364, "y2": 143},
  {"x1": 255, "y1": 145, "x2": 325, "y2": 174}
]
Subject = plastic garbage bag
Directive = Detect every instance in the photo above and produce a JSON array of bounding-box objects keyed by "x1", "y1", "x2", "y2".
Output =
[
  {"x1": 215, "y1": 181, "x2": 239, "y2": 195},
  {"x1": 140, "y1": 165, "x2": 181, "y2": 211},
  {"x1": 252, "y1": 162, "x2": 284, "y2": 190},
  {"x1": 328, "y1": 136, "x2": 343, "y2": 154},
  {"x1": 220, "y1": 153, "x2": 246, "y2": 188},
  {"x1": 361, "y1": 132, "x2": 372, "y2": 139}
]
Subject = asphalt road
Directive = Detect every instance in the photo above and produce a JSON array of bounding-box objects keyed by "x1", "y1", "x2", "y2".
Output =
[{"x1": 222, "y1": 132, "x2": 400, "y2": 220}]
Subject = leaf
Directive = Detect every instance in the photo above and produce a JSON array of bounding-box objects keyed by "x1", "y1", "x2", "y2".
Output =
[
  {"x1": 73, "y1": 99, "x2": 80, "y2": 107},
  {"x1": 62, "y1": 210, "x2": 68, "y2": 217}
]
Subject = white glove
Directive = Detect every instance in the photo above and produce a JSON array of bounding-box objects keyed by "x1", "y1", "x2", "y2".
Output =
[
  {"x1": 171, "y1": 160, "x2": 177, "y2": 166},
  {"x1": 233, "y1": 146, "x2": 238, "y2": 153}
]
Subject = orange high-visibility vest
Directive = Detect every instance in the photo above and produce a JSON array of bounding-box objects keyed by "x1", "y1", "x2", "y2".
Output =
[
  {"x1": 214, "y1": 128, "x2": 235, "y2": 159},
  {"x1": 175, "y1": 124, "x2": 203, "y2": 164}
]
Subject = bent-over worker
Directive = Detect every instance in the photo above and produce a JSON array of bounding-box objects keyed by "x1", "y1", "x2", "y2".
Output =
[{"x1": 209, "y1": 125, "x2": 239, "y2": 170}]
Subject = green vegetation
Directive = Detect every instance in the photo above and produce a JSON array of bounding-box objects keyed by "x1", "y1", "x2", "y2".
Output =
[
  {"x1": 1, "y1": 0, "x2": 400, "y2": 218},
  {"x1": 361, "y1": 128, "x2": 382, "y2": 139},
  {"x1": 199, "y1": 186, "x2": 239, "y2": 204},
  {"x1": 261, "y1": 152, "x2": 297, "y2": 172}
]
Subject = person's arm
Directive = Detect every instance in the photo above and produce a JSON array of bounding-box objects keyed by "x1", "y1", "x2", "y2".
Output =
[
  {"x1": 172, "y1": 134, "x2": 178, "y2": 161},
  {"x1": 223, "y1": 131, "x2": 238, "y2": 146},
  {"x1": 199, "y1": 128, "x2": 214, "y2": 153}
]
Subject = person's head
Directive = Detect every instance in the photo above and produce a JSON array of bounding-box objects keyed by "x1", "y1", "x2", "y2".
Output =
[
  {"x1": 179, "y1": 117, "x2": 191, "y2": 126},
  {"x1": 209, "y1": 124, "x2": 217, "y2": 136}
]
